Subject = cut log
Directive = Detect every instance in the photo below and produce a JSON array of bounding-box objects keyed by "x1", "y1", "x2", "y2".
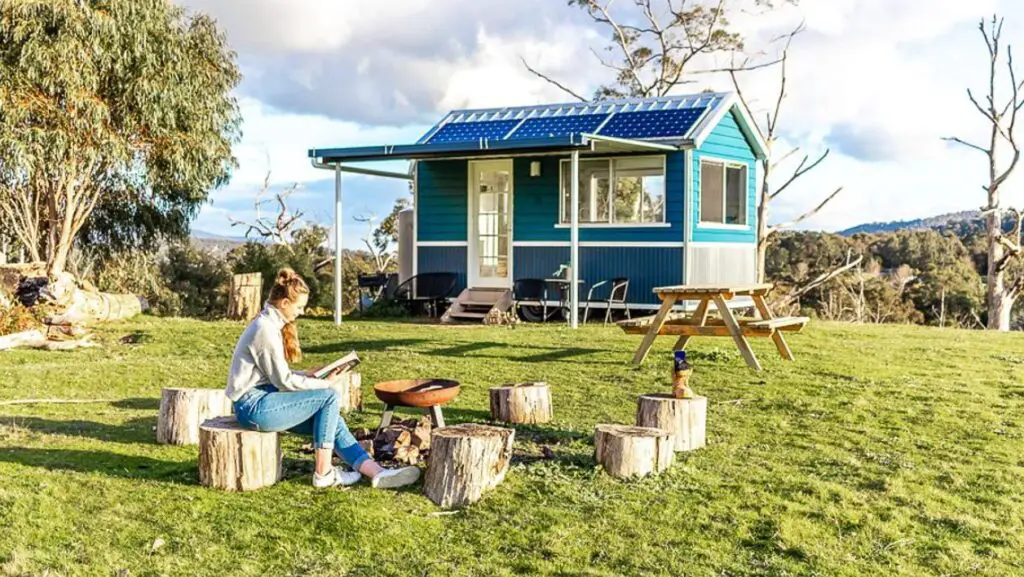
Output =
[
  {"x1": 199, "y1": 416, "x2": 282, "y2": 492},
  {"x1": 0, "y1": 329, "x2": 46, "y2": 351},
  {"x1": 328, "y1": 372, "x2": 363, "y2": 413},
  {"x1": 46, "y1": 290, "x2": 143, "y2": 325},
  {"x1": 157, "y1": 388, "x2": 234, "y2": 445},
  {"x1": 635, "y1": 394, "x2": 707, "y2": 452},
  {"x1": 424, "y1": 423, "x2": 515, "y2": 509},
  {"x1": 489, "y1": 381, "x2": 553, "y2": 424},
  {"x1": 594, "y1": 424, "x2": 674, "y2": 480},
  {"x1": 227, "y1": 273, "x2": 263, "y2": 321}
]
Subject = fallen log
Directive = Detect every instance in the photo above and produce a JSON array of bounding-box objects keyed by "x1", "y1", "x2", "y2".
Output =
[
  {"x1": 46, "y1": 290, "x2": 143, "y2": 325},
  {"x1": 0, "y1": 330, "x2": 46, "y2": 351}
]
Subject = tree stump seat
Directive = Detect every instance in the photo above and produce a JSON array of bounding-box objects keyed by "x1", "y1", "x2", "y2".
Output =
[
  {"x1": 199, "y1": 416, "x2": 282, "y2": 492},
  {"x1": 594, "y1": 424, "x2": 674, "y2": 480},
  {"x1": 423, "y1": 423, "x2": 515, "y2": 509},
  {"x1": 489, "y1": 381, "x2": 552, "y2": 424},
  {"x1": 157, "y1": 387, "x2": 234, "y2": 445}
]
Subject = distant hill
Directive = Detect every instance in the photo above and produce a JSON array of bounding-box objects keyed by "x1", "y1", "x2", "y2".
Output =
[
  {"x1": 190, "y1": 229, "x2": 250, "y2": 255},
  {"x1": 837, "y1": 210, "x2": 981, "y2": 236}
]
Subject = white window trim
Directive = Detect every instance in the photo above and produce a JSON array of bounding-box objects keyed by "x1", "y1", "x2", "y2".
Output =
[
  {"x1": 697, "y1": 156, "x2": 751, "y2": 229},
  {"x1": 557, "y1": 155, "x2": 668, "y2": 226}
]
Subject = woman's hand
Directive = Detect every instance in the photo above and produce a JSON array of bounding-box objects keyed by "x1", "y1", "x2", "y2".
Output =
[{"x1": 304, "y1": 364, "x2": 325, "y2": 378}]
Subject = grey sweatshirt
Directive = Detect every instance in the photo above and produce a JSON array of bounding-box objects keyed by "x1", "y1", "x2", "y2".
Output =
[{"x1": 224, "y1": 304, "x2": 330, "y2": 402}]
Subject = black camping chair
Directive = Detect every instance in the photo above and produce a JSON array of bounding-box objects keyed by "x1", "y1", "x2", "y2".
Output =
[
  {"x1": 513, "y1": 278, "x2": 557, "y2": 322},
  {"x1": 583, "y1": 277, "x2": 630, "y2": 324},
  {"x1": 392, "y1": 272, "x2": 458, "y2": 317},
  {"x1": 357, "y1": 272, "x2": 397, "y2": 312}
]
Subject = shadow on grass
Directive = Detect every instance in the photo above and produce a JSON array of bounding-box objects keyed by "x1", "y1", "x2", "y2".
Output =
[
  {"x1": 109, "y1": 397, "x2": 160, "y2": 411},
  {"x1": 0, "y1": 448, "x2": 196, "y2": 483},
  {"x1": 421, "y1": 341, "x2": 614, "y2": 364},
  {"x1": 303, "y1": 338, "x2": 429, "y2": 355},
  {"x1": 0, "y1": 415, "x2": 157, "y2": 444}
]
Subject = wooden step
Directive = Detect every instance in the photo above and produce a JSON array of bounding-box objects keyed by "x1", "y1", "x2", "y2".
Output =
[{"x1": 449, "y1": 311, "x2": 488, "y2": 320}]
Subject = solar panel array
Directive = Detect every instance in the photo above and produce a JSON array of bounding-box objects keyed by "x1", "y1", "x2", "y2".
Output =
[
  {"x1": 427, "y1": 119, "x2": 521, "y2": 143},
  {"x1": 598, "y1": 108, "x2": 707, "y2": 140},
  {"x1": 422, "y1": 97, "x2": 715, "y2": 145},
  {"x1": 507, "y1": 114, "x2": 610, "y2": 140}
]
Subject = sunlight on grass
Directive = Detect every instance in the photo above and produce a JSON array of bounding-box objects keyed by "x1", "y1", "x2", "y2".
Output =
[{"x1": 1, "y1": 317, "x2": 1023, "y2": 575}]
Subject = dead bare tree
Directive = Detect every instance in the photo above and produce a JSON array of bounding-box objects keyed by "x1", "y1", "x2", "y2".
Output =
[
  {"x1": 526, "y1": 0, "x2": 791, "y2": 100},
  {"x1": 729, "y1": 23, "x2": 843, "y2": 282},
  {"x1": 944, "y1": 15, "x2": 1024, "y2": 331},
  {"x1": 229, "y1": 172, "x2": 304, "y2": 246}
]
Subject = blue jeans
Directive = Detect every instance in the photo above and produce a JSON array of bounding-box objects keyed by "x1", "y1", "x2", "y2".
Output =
[{"x1": 234, "y1": 385, "x2": 370, "y2": 470}]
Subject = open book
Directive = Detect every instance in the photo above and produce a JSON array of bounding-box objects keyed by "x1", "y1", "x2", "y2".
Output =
[{"x1": 312, "y1": 350, "x2": 360, "y2": 379}]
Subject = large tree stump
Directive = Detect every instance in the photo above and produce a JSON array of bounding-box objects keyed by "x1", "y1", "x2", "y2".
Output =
[
  {"x1": 157, "y1": 387, "x2": 234, "y2": 445},
  {"x1": 594, "y1": 424, "x2": 674, "y2": 480},
  {"x1": 199, "y1": 416, "x2": 282, "y2": 492},
  {"x1": 423, "y1": 423, "x2": 515, "y2": 509},
  {"x1": 228, "y1": 273, "x2": 263, "y2": 321},
  {"x1": 489, "y1": 381, "x2": 552, "y2": 424},
  {"x1": 635, "y1": 393, "x2": 707, "y2": 452},
  {"x1": 328, "y1": 371, "x2": 363, "y2": 413}
]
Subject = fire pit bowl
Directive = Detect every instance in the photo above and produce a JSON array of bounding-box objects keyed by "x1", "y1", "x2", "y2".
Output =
[{"x1": 373, "y1": 379, "x2": 461, "y2": 408}]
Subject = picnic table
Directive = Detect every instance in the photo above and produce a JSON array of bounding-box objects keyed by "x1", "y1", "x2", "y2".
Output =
[{"x1": 617, "y1": 283, "x2": 808, "y2": 371}]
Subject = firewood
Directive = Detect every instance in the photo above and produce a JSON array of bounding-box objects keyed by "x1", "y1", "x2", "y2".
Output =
[
  {"x1": 352, "y1": 427, "x2": 372, "y2": 440},
  {"x1": 594, "y1": 424, "x2": 674, "y2": 480},
  {"x1": 157, "y1": 388, "x2": 234, "y2": 445},
  {"x1": 394, "y1": 430, "x2": 412, "y2": 448},
  {"x1": 199, "y1": 416, "x2": 281, "y2": 492},
  {"x1": 394, "y1": 445, "x2": 420, "y2": 465},
  {"x1": 424, "y1": 423, "x2": 515, "y2": 509},
  {"x1": 489, "y1": 382, "x2": 553, "y2": 424},
  {"x1": 359, "y1": 439, "x2": 374, "y2": 457},
  {"x1": 635, "y1": 393, "x2": 707, "y2": 452}
]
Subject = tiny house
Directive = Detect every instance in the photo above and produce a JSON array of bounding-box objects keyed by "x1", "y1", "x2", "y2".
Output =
[{"x1": 309, "y1": 92, "x2": 767, "y2": 324}]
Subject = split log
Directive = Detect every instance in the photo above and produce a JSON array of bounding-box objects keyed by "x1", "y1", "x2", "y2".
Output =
[
  {"x1": 489, "y1": 382, "x2": 552, "y2": 424},
  {"x1": 635, "y1": 394, "x2": 707, "y2": 452},
  {"x1": 424, "y1": 423, "x2": 515, "y2": 509},
  {"x1": 227, "y1": 273, "x2": 263, "y2": 321},
  {"x1": 328, "y1": 372, "x2": 363, "y2": 413},
  {"x1": 594, "y1": 424, "x2": 674, "y2": 480},
  {"x1": 157, "y1": 388, "x2": 234, "y2": 445},
  {"x1": 46, "y1": 290, "x2": 143, "y2": 325},
  {"x1": 199, "y1": 416, "x2": 282, "y2": 492}
]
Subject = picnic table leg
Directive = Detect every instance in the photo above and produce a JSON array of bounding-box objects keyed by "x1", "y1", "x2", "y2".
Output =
[
  {"x1": 752, "y1": 294, "x2": 795, "y2": 361},
  {"x1": 631, "y1": 294, "x2": 678, "y2": 366},
  {"x1": 673, "y1": 297, "x2": 710, "y2": 351},
  {"x1": 712, "y1": 294, "x2": 762, "y2": 371}
]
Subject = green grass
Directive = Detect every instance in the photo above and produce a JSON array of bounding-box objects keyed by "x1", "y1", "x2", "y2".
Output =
[{"x1": 1, "y1": 316, "x2": 1024, "y2": 576}]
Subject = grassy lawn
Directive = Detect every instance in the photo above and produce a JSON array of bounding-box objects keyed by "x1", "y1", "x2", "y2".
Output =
[{"x1": 1, "y1": 316, "x2": 1023, "y2": 576}]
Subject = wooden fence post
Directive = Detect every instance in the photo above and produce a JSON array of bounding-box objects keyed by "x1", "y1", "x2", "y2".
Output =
[{"x1": 228, "y1": 273, "x2": 262, "y2": 321}]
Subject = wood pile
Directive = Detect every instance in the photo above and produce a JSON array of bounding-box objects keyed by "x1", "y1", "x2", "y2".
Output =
[{"x1": 352, "y1": 416, "x2": 433, "y2": 467}]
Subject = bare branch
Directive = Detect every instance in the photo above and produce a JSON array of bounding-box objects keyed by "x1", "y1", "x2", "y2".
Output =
[
  {"x1": 769, "y1": 187, "x2": 843, "y2": 232},
  {"x1": 520, "y1": 57, "x2": 588, "y2": 102},
  {"x1": 780, "y1": 251, "x2": 865, "y2": 307},
  {"x1": 942, "y1": 136, "x2": 990, "y2": 155},
  {"x1": 770, "y1": 149, "x2": 831, "y2": 200}
]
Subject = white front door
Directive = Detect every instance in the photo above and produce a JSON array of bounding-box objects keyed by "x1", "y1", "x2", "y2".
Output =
[{"x1": 468, "y1": 159, "x2": 513, "y2": 289}]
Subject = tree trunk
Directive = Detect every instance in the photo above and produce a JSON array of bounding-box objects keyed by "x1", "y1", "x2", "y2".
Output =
[
  {"x1": 157, "y1": 388, "x2": 234, "y2": 445},
  {"x1": 489, "y1": 382, "x2": 552, "y2": 424},
  {"x1": 227, "y1": 273, "x2": 263, "y2": 321},
  {"x1": 328, "y1": 372, "x2": 363, "y2": 414},
  {"x1": 423, "y1": 423, "x2": 515, "y2": 509},
  {"x1": 635, "y1": 393, "x2": 707, "y2": 452},
  {"x1": 756, "y1": 160, "x2": 771, "y2": 283},
  {"x1": 594, "y1": 424, "x2": 674, "y2": 480},
  {"x1": 0, "y1": 330, "x2": 46, "y2": 350},
  {"x1": 199, "y1": 416, "x2": 282, "y2": 491},
  {"x1": 987, "y1": 208, "x2": 1012, "y2": 330}
]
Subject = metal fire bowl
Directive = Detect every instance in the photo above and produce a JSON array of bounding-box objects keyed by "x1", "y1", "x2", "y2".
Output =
[{"x1": 373, "y1": 379, "x2": 461, "y2": 408}]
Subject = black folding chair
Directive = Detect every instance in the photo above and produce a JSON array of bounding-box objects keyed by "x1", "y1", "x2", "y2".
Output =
[
  {"x1": 392, "y1": 272, "x2": 458, "y2": 317},
  {"x1": 584, "y1": 277, "x2": 630, "y2": 324},
  {"x1": 513, "y1": 278, "x2": 557, "y2": 322}
]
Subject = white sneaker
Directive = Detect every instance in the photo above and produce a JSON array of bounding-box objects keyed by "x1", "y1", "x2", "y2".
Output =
[
  {"x1": 313, "y1": 467, "x2": 362, "y2": 488},
  {"x1": 370, "y1": 466, "x2": 421, "y2": 489}
]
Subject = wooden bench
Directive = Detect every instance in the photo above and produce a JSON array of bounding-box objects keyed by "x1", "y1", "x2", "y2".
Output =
[{"x1": 746, "y1": 316, "x2": 810, "y2": 331}]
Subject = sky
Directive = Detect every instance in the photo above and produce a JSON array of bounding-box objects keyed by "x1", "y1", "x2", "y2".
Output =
[{"x1": 175, "y1": 0, "x2": 1024, "y2": 250}]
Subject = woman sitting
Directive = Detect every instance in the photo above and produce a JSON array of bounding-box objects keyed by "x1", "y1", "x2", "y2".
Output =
[{"x1": 225, "y1": 268, "x2": 419, "y2": 489}]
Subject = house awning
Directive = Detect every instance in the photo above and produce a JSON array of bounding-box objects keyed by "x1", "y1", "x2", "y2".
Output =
[{"x1": 307, "y1": 133, "x2": 679, "y2": 164}]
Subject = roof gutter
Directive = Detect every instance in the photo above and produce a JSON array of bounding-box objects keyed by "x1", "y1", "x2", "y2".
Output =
[{"x1": 310, "y1": 159, "x2": 413, "y2": 181}]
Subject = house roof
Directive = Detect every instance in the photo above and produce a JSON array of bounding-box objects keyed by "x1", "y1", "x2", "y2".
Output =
[{"x1": 308, "y1": 91, "x2": 767, "y2": 163}]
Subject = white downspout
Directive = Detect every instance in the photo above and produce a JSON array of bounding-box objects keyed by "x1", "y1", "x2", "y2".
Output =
[{"x1": 570, "y1": 150, "x2": 580, "y2": 329}]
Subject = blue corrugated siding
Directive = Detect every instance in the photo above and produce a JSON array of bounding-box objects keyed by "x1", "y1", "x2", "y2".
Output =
[
  {"x1": 513, "y1": 246, "x2": 682, "y2": 305},
  {"x1": 416, "y1": 161, "x2": 466, "y2": 242},
  {"x1": 692, "y1": 110, "x2": 757, "y2": 244},
  {"x1": 417, "y1": 246, "x2": 467, "y2": 293},
  {"x1": 512, "y1": 154, "x2": 685, "y2": 243}
]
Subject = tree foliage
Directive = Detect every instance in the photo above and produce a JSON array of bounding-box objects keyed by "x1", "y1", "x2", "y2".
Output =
[{"x1": 0, "y1": 0, "x2": 242, "y2": 274}]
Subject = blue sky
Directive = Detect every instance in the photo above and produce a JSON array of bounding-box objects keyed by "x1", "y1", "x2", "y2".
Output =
[{"x1": 178, "y1": 0, "x2": 1024, "y2": 250}]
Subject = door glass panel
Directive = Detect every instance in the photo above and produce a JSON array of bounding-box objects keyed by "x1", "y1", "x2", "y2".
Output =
[{"x1": 475, "y1": 165, "x2": 511, "y2": 282}]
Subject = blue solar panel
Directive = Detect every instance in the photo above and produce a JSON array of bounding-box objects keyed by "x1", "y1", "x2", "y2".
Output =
[
  {"x1": 598, "y1": 107, "x2": 707, "y2": 139},
  {"x1": 427, "y1": 119, "x2": 520, "y2": 143},
  {"x1": 507, "y1": 114, "x2": 610, "y2": 140}
]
